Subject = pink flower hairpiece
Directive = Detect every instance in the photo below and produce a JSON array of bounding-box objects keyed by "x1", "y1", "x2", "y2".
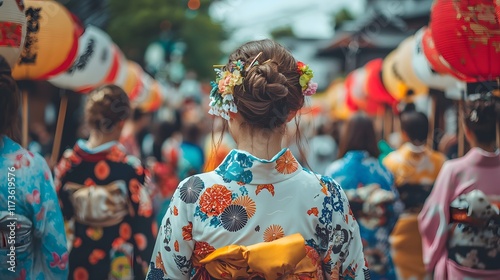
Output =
[{"x1": 297, "y1": 61, "x2": 317, "y2": 96}]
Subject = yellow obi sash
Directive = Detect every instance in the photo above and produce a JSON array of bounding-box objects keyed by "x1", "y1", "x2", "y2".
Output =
[{"x1": 193, "y1": 233, "x2": 319, "y2": 280}]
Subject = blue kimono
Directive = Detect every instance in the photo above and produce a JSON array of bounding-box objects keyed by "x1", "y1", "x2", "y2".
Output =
[
  {"x1": 0, "y1": 136, "x2": 69, "y2": 279},
  {"x1": 326, "y1": 150, "x2": 398, "y2": 280}
]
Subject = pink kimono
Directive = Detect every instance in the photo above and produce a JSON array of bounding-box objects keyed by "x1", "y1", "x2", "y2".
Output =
[{"x1": 418, "y1": 148, "x2": 500, "y2": 279}]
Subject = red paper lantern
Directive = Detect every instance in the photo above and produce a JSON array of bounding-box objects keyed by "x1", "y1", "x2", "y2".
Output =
[
  {"x1": 364, "y1": 59, "x2": 397, "y2": 106},
  {"x1": 496, "y1": 0, "x2": 500, "y2": 20},
  {"x1": 430, "y1": 0, "x2": 500, "y2": 80},
  {"x1": 345, "y1": 67, "x2": 384, "y2": 116},
  {"x1": 344, "y1": 70, "x2": 360, "y2": 112}
]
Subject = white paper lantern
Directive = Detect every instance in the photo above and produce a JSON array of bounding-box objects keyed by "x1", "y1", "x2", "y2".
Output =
[
  {"x1": 412, "y1": 27, "x2": 462, "y2": 92},
  {"x1": 49, "y1": 25, "x2": 114, "y2": 91},
  {"x1": 112, "y1": 49, "x2": 128, "y2": 88},
  {"x1": 0, "y1": 0, "x2": 26, "y2": 68}
]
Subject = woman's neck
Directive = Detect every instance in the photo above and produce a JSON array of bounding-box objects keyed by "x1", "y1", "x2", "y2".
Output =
[
  {"x1": 87, "y1": 131, "x2": 120, "y2": 149},
  {"x1": 235, "y1": 128, "x2": 285, "y2": 160},
  {"x1": 474, "y1": 142, "x2": 497, "y2": 153}
]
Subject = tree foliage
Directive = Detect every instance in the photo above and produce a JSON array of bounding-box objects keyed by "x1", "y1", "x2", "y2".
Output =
[
  {"x1": 107, "y1": 0, "x2": 226, "y2": 79},
  {"x1": 270, "y1": 26, "x2": 296, "y2": 40},
  {"x1": 332, "y1": 8, "x2": 355, "y2": 30}
]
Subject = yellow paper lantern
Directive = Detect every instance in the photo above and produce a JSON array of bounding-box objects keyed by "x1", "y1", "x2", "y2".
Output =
[
  {"x1": 138, "y1": 80, "x2": 163, "y2": 112},
  {"x1": 120, "y1": 61, "x2": 143, "y2": 98},
  {"x1": 12, "y1": 0, "x2": 81, "y2": 80},
  {"x1": 382, "y1": 49, "x2": 410, "y2": 101},
  {"x1": 393, "y1": 36, "x2": 429, "y2": 96},
  {"x1": 0, "y1": 0, "x2": 26, "y2": 68},
  {"x1": 328, "y1": 81, "x2": 353, "y2": 121}
]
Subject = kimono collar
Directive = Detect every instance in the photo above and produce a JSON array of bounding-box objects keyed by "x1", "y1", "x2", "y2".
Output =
[
  {"x1": 76, "y1": 139, "x2": 119, "y2": 154},
  {"x1": 0, "y1": 135, "x2": 17, "y2": 154},
  {"x1": 344, "y1": 150, "x2": 370, "y2": 160},
  {"x1": 215, "y1": 148, "x2": 302, "y2": 185},
  {"x1": 464, "y1": 147, "x2": 500, "y2": 167},
  {"x1": 74, "y1": 139, "x2": 125, "y2": 162},
  {"x1": 403, "y1": 142, "x2": 427, "y2": 153}
]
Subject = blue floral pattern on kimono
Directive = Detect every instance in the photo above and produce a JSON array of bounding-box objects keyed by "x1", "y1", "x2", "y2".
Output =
[
  {"x1": 0, "y1": 136, "x2": 69, "y2": 280},
  {"x1": 147, "y1": 148, "x2": 370, "y2": 279},
  {"x1": 326, "y1": 150, "x2": 398, "y2": 280}
]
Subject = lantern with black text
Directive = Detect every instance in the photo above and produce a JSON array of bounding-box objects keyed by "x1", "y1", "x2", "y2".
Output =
[
  {"x1": 12, "y1": 0, "x2": 81, "y2": 80},
  {"x1": 49, "y1": 26, "x2": 114, "y2": 92}
]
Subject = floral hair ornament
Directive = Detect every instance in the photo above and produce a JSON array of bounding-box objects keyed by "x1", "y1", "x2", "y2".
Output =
[
  {"x1": 209, "y1": 52, "x2": 264, "y2": 120},
  {"x1": 297, "y1": 61, "x2": 318, "y2": 96}
]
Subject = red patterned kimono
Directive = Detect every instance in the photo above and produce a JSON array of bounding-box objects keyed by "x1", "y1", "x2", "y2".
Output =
[{"x1": 55, "y1": 140, "x2": 156, "y2": 280}]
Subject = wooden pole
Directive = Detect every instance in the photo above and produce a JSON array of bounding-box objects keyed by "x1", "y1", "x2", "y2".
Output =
[
  {"x1": 497, "y1": 121, "x2": 499, "y2": 150},
  {"x1": 22, "y1": 90, "x2": 29, "y2": 148},
  {"x1": 384, "y1": 106, "x2": 392, "y2": 141},
  {"x1": 428, "y1": 94, "x2": 436, "y2": 150},
  {"x1": 50, "y1": 93, "x2": 68, "y2": 167},
  {"x1": 458, "y1": 100, "x2": 465, "y2": 157}
]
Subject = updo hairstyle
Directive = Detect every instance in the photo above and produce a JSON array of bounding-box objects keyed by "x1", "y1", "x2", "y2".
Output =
[
  {"x1": 463, "y1": 93, "x2": 500, "y2": 144},
  {"x1": 226, "y1": 39, "x2": 304, "y2": 130},
  {"x1": 85, "y1": 85, "x2": 131, "y2": 133}
]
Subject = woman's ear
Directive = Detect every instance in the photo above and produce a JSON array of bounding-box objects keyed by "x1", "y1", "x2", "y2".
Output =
[
  {"x1": 229, "y1": 111, "x2": 238, "y2": 120},
  {"x1": 286, "y1": 111, "x2": 297, "y2": 122}
]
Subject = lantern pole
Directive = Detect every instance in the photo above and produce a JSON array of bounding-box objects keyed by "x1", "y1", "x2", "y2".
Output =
[
  {"x1": 50, "y1": 92, "x2": 68, "y2": 168},
  {"x1": 428, "y1": 94, "x2": 437, "y2": 150},
  {"x1": 458, "y1": 100, "x2": 465, "y2": 157},
  {"x1": 22, "y1": 90, "x2": 29, "y2": 149},
  {"x1": 383, "y1": 105, "x2": 392, "y2": 141}
]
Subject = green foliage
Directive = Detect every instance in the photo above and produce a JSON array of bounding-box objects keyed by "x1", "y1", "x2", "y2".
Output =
[
  {"x1": 332, "y1": 8, "x2": 355, "y2": 30},
  {"x1": 107, "y1": 0, "x2": 226, "y2": 79},
  {"x1": 270, "y1": 26, "x2": 295, "y2": 40}
]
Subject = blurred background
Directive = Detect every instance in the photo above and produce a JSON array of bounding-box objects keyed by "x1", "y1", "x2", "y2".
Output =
[{"x1": 22, "y1": 0, "x2": 437, "y2": 164}]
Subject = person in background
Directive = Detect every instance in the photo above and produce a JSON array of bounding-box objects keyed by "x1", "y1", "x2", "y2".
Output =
[
  {"x1": 120, "y1": 108, "x2": 152, "y2": 159},
  {"x1": 326, "y1": 112, "x2": 398, "y2": 280},
  {"x1": 55, "y1": 85, "x2": 156, "y2": 280},
  {"x1": 0, "y1": 56, "x2": 69, "y2": 279},
  {"x1": 178, "y1": 123, "x2": 205, "y2": 179},
  {"x1": 306, "y1": 119, "x2": 338, "y2": 174},
  {"x1": 419, "y1": 92, "x2": 500, "y2": 279},
  {"x1": 147, "y1": 121, "x2": 181, "y2": 226},
  {"x1": 148, "y1": 39, "x2": 368, "y2": 279},
  {"x1": 383, "y1": 108, "x2": 446, "y2": 280}
]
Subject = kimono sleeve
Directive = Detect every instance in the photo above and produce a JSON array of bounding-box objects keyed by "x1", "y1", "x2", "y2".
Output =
[
  {"x1": 418, "y1": 161, "x2": 454, "y2": 272},
  {"x1": 322, "y1": 178, "x2": 369, "y2": 279},
  {"x1": 54, "y1": 153, "x2": 74, "y2": 221},
  {"x1": 31, "y1": 154, "x2": 69, "y2": 279},
  {"x1": 147, "y1": 177, "x2": 195, "y2": 280},
  {"x1": 127, "y1": 166, "x2": 157, "y2": 277}
]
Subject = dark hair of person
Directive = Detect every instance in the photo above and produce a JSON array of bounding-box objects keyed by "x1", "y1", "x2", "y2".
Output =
[
  {"x1": 337, "y1": 112, "x2": 380, "y2": 159},
  {"x1": 213, "y1": 39, "x2": 309, "y2": 164},
  {"x1": 0, "y1": 56, "x2": 20, "y2": 139},
  {"x1": 227, "y1": 39, "x2": 304, "y2": 129},
  {"x1": 132, "y1": 108, "x2": 147, "y2": 121},
  {"x1": 152, "y1": 121, "x2": 178, "y2": 162},
  {"x1": 85, "y1": 84, "x2": 131, "y2": 133},
  {"x1": 400, "y1": 111, "x2": 429, "y2": 145},
  {"x1": 463, "y1": 95, "x2": 499, "y2": 144}
]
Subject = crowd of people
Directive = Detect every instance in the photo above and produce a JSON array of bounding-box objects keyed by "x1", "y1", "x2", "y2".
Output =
[{"x1": 0, "y1": 39, "x2": 499, "y2": 280}]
